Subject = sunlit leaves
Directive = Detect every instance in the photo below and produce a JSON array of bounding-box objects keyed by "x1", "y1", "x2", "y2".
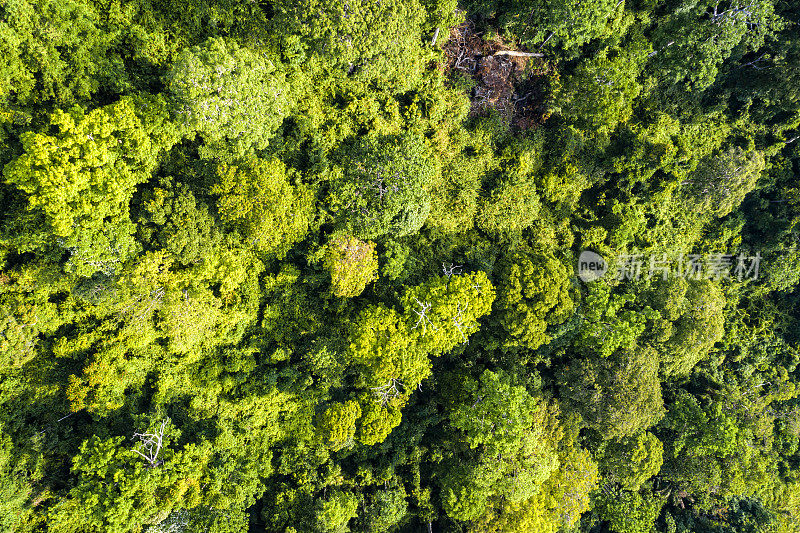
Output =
[
  {"x1": 499, "y1": 0, "x2": 626, "y2": 53},
  {"x1": 323, "y1": 235, "x2": 379, "y2": 298},
  {"x1": 440, "y1": 370, "x2": 560, "y2": 521},
  {"x1": 401, "y1": 271, "x2": 496, "y2": 356},
  {"x1": 651, "y1": 0, "x2": 784, "y2": 90},
  {"x1": 270, "y1": 0, "x2": 432, "y2": 89},
  {"x1": 558, "y1": 345, "x2": 666, "y2": 439},
  {"x1": 167, "y1": 37, "x2": 291, "y2": 154},
  {"x1": 494, "y1": 249, "x2": 574, "y2": 351},
  {"x1": 680, "y1": 146, "x2": 765, "y2": 218},
  {"x1": 3, "y1": 98, "x2": 163, "y2": 275},
  {"x1": 329, "y1": 133, "x2": 438, "y2": 239},
  {"x1": 316, "y1": 401, "x2": 362, "y2": 451},
  {"x1": 212, "y1": 157, "x2": 314, "y2": 257}
]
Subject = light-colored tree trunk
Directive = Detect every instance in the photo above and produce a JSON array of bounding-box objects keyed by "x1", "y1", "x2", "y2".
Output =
[{"x1": 492, "y1": 50, "x2": 544, "y2": 58}]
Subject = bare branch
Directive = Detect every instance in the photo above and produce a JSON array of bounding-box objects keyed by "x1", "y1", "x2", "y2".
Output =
[
  {"x1": 431, "y1": 27, "x2": 440, "y2": 46},
  {"x1": 371, "y1": 379, "x2": 403, "y2": 406},
  {"x1": 411, "y1": 297, "x2": 437, "y2": 333},
  {"x1": 132, "y1": 418, "x2": 169, "y2": 468},
  {"x1": 442, "y1": 263, "x2": 463, "y2": 288},
  {"x1": 492, "y1": 50, "x2": 544, "y2": 58},
  {"x1": 452, "y1": 301, "x2": 469, "y2": 344}
]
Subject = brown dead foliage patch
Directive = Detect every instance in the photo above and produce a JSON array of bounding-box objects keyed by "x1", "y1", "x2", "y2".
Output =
[{"x1": 442, "y1": 21, "x2": 553, "y2": 129}]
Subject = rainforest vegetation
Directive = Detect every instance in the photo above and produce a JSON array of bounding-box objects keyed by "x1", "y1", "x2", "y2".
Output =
[{"x1": 1, "y1": 0, "x2": 800, "y2": 531}]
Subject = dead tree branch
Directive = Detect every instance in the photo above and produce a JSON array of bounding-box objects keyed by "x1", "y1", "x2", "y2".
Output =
[
  {"x1": 371, "y1": 379, "x2": 404, "y2": 406},
  {"x1": 453, "y1": 301, "x2": 469, "y2": 344},
  {"x1": 492, "y1": 50, "x2": 544, "y2": 58},
  {"x1": 411, "y1": 297, "x2": 437, "y2": 333},
  {"x1": 132, "y1": 418, "x2": 169, "y2": 468}
]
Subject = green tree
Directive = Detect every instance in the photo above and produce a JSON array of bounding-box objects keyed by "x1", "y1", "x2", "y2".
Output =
[
  {"x1": 476, "y1": 137, "x2": 546, "y2": 235},
  {"x1": 270, "y1": 0, "x2": 432, "y2": 89},
  {"x1": 0, "y1": 0, "x2": 120, "y2": 107},
  {"x1": 0, "y1": 429, "x2": 37, "y2": 530},
  {"x1": 476, "y1": 176, "x2": 541, "y2": 236},
  {"x1": 498, "y1": 0, "x2": 627, "y2": 53},
  {"x1": 599, "y1": 431, "x2": 664, "y2": 491},
  {"x1": 659, "y1": 391, "x2": 743, "y2": 507},
  {"x1": 323, "y1": 235, "x2": 379, "y2": 298},
  {"x1": 135, "y1": 177, "x2": 221, "y2": 266},
  {"x1": 553, "y1": 36, "x2": 651, "y2": 141},
  {"x1": 363, "y1": 488, "x2": 408, "y2": 533},
  {"x1": 595, "y1": 489, "x2": 665, "y2": 533},
  {"x1": 313, "y1": 491, "x2": 358, "y2": 533},
  {"x1": 166, "y1": 37, "x2": 292, "y2": 155},
  {"x1": 680, "y1": 147, "x2": 766, "y2": 218},
  {"x1": 329, "y1": 133, "x2": 438, "y2": 239},
  {"x1": 0, "y1": 274, "x2": 62, "y2": 369},
  {"x1": 558, "y1": 345, "x2": 665, "y2": 439},
  {"x1": 3, "y1": 97, "x2": 166, "y2": 275},
  {"x1": 348, "y1": 304, "x2": 423, "y2": 391},
  {"x1": 45, "y1": 432, "x2": 185, "y2": 533},
  {"x1": 355, "y1": 394, "x2": 404, "y2": 446},
  {"x1": 212, "y1": 157, "x2": 314, "y2": 257},
  {"x1": 379, "y1": 240, "x2": 412, "y2": 282},
  {"x1": 439, "y1": 370, "x2": 560, "y2": 521},
  {"x1": 651, "y1": 0, "x2": 784, "y2": 90},
  {"x1": 425, "y1": 117, "x2": 495, "y2": 234},
  {"x1": 316, "y1": 401, "x2": 361, "y2": 451},
  {"x1": 649, "y1": 278, "x2": 726, "y2": 378},
  {"x1": 576, "y1": 282, "x2": 656, "y2": 358},
  {"x1": 401, "y1": 270, "x2": 496, "y2": 356},
  {"x1": 469, "y1": 413, "x2": 599, "y2": 532},
  {"x1": 493, "y1": 248, "x2": 574, "y2": 351}
]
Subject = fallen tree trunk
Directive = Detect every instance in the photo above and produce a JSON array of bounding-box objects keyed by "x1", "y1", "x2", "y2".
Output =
[{"x1": 492, "y1": 50, "x2": 544, "y2": 58}]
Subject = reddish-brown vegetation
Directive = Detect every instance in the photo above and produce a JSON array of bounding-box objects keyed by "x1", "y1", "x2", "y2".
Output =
[{"x1": 442, "y1": 21, "x2": 553, "y2": 129}]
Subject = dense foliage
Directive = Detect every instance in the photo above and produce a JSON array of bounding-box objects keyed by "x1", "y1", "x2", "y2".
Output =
[{"x1": 1, "y1": 0, "x2": 800, "y2": 531}]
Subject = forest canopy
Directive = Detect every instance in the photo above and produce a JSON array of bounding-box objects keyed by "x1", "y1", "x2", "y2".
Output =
[{"x1": 1, "y1": 0, "x2": 800, "y2": 532}]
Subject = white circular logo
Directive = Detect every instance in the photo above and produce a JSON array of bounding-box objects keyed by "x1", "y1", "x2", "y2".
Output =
[{"x1": 577, "y1": 251, "x2": 607, "y2": 282}]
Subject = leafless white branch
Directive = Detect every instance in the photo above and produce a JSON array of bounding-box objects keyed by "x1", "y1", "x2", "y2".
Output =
[
  {"x1": 411, "y1": 297, "x2": 437, "y2": 334},
  {"x1": 132, "y1": 418, "x2": 169, "y2": 468},
  {"x1": 371, "y1": 379, "x2": 403, "y2": 406}
]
